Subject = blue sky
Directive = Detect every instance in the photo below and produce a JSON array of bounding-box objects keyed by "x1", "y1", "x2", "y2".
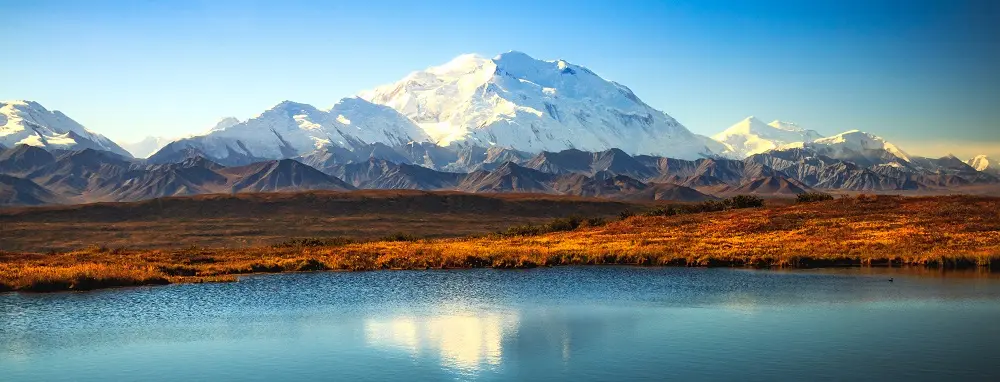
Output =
[{"x1": 2, "y1": 0, "x2": 998, "y2": 158}]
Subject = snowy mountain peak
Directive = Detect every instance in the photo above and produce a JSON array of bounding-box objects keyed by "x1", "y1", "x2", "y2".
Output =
[
  {"x1": 271, "y1": 100, "x2": 315, "y2": 111},
  {"x1": 360, "y1": 52, "x2": 725, "y2": 159},
  {"x1": 768, "y1": 120, "x2": 805, "y2": 132},
  {"x1": 0, "y1": 100, "x2": 132, "y2": 157},
  {"x1": 3, "y1": 100, "x2": 36, "y2": 108},
  {"x1": 426, "y1": 53, "x2": 491, "y2": 76},
  {"x1": 808, "y1": 130, "x2": 911, "y2": 162},
  {"x1": 210, "y1": 117, "x2": 241, "y2": 132},
  {"x1": 151, "y1": 97, "x2": 431, "y2": 164},
  {"x1": 712, "y1": 116, "x2": 823, "y2": 158},
  {"x1": 967, "y1": 155, "x2": 998, "y2": 172}
]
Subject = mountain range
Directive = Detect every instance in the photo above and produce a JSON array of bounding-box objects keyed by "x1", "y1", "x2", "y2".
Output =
[
  {"x1": 713, "y1": 116, "x2": 823, "y2": 158},
  {"x1": 1, "y1": 100, "x2": 132, "y2": 158},
  {"x1": 2, "y1": 137, "x2": 995, "y2": 207},
  {"x1": 2, "y1": 51, "x2": 997, "y2": 207}
]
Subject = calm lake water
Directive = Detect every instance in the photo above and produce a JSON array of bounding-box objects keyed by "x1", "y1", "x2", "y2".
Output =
[{"x1": 2, "y1": 267, "x2": 1000, "y2": 381}]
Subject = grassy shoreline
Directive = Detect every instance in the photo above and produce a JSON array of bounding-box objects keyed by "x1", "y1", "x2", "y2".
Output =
[{"x1": 2, "y1": 195, "x2": 998, "y2": 293}]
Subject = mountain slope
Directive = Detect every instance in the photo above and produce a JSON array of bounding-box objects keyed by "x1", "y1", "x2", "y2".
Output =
[
  {"x1": 445, "y1": 146, "x2": 532, "y2": 172},
  {"x1": 551, "y1": 173, "x2": 648, "y2": 198},
  {"x1": 792, "y1": 130, "x2": 911, "y2": 166},
  {"x1": 99, "y1": 157, "x2": 229, "y2": 201},
  {"x1": 730, "y1": 176, "x2": 814, "y2": 195},
  {"x1": 457, "y1": 162, "x2": 559, "y2": 193},
  {"x1": 149, "y1": 98, "x2": 431, "y2": 165},
  {"x1": 0, "y1": 174, "x2": 59, "y2": 206},
  {"x1": 0, "y1": 144, "x2": 57, "y2": 176},
  {"x1": 0, "y1": 100, "x2": 132, "y2": 158},
  {"x1": 617, "y1": 182, "x2": 716, "y2": 202},
  {"x1": 221, "y1": 159, "x2": 355, "y2": 193},
  {"x1": 520, "y1": 148, "x2": 657, "y2": 180},
  {"x1": 968, "y1": 155, "x2": 999, "y2": 175},
  {"x1": 712, "y1": 117, "x2": 823, "y2": 158},
  {"x1": 26, "y1": 149, "x2": 132, "y2": 194},
  {"x1": 360, "y1": 52, "x2": 726, "y2": 159}
]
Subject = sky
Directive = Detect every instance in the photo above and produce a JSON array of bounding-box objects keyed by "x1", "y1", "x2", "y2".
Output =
[{"x1": 2, "y1": 0, "x2": 998, "y2": 159}]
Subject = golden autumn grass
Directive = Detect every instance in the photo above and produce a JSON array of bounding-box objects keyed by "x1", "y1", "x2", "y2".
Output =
[{"x1": 1, "y1": 194, "x2": 998, "y2": 292}]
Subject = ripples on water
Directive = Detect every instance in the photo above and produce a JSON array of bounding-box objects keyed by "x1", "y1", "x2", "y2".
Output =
[{"x1": 2, "y1": 267, "x2": 999, "y2": 381}]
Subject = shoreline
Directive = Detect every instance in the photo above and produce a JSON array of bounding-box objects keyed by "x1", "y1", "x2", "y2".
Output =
[{"x1": 3, "y1": 261, "x2": 999, "y2": 294}]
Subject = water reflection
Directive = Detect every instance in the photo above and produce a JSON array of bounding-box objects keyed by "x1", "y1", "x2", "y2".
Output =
[{"x1": 364, "y1": 313, "x2": 519, "y2": 373}]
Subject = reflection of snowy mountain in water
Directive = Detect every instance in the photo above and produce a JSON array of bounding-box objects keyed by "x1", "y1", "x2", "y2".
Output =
[{"x1": 365, "y1": 314, "x2": 519, "y2": 372}]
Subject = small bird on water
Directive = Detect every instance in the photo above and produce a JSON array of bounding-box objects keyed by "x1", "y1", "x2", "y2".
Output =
[{"x1": 889, "y1": 278, "x2": 894, "y2": 282}]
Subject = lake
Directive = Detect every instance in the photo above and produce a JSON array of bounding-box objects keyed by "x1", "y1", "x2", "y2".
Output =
[{"x1": 2, "y1": 267, "x2": 999, "y2": 381}]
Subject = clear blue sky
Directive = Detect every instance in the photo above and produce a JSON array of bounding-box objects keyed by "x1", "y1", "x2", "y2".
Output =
[{"x1": 2, "y1": 0, "x2": 998, "y2": 158}]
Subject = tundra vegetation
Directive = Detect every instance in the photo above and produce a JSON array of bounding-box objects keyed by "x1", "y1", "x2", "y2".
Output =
[{"x1": 1, "y1": 195, "x2": 998, "y2": 292}]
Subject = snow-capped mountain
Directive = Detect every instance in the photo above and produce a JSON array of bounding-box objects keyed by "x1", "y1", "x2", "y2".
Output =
[
  {"x1": 798, "y1": 130, "x2": 911, "y2": 164},
  {"x1": 0, "y1": 100, "x2": 132, "y2": 158},
  {"x1": 149, "y1": 97, "x2": 432, "y2": 164},
  {"x1": 208, "y1": 117, "x2": 240, "y2": 132},
  {"x1": 121, "y1": 136, "x2": 179, "y2": 158},
  {"x1": 712, "y1": 116, "x2": 823, "y2": 158},
  {"x1": 968, "y1": 155, "x2": 999, "y2": 174},
  {"x1": 359, "y1": 51, "x2": 727, "y2": 159},
  {"x1": 768, "y1": 129, "x2": 912, "y2": 169}
]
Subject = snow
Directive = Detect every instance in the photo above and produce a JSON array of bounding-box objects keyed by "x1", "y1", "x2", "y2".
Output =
[
  {"x1": 359, "y1": 51, "x2": 726, "y2": 159},
  {"x1": 18, "y1": 131, "x2": 78, "y2": 147},
  {"x1": 161, "y1": 97, "x2": 432, "y2": 161},
  {"x1": 121, "y1": 136, "x2": 177, "y2": 158},
  {"x1": 209, "y1": 117, "x2": 241, "y2": 132},
  {"x1": 0, "y1": 100, "x2": 132, "y2": 157},
  {"x1": 968, "y1": 155, "x2": 998, "y2": 172},
  {"x1": 15, "y1": 134, "x2": 46, "y2": 147},
  {"x1": 809, "y1": 130, "x2": 911, "y2": 162},
  {"x1": 712, "y1": 116, "x2": 823, "y2": 158}
]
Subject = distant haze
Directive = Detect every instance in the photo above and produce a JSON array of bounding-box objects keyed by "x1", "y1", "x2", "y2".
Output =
[{"x1": 2, "y1": 0, "x2": 997, "y2": 159}]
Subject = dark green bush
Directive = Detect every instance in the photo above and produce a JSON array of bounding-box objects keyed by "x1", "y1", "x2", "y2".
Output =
[
  {"x1": 273, "y1": 237, "x2": 356, "y2": 248},
  {"x1": 546, "y1": 216, "x2": 583, "y2": 232},
  {"x1": 726, "y1": 195, "x2": 765, "y2": 209},
  {"x1": 380, "y1": 232, "x2": 419, "y2": 242},
  {"x1": 796, "y1": 192, "x2": 835, "y2": 203},
  {"x1": 619, "y1": 209, "x2": 636, "y2": 220},
  {"x1": 504, "y1": 224, "x2": 543, "y2": 236},
  {"x1": 644, "y1": 195, "x2": 764, "y2": 217},
  {"x1": 502, "y1": 215, "x2": 606, "y2": 237}
]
